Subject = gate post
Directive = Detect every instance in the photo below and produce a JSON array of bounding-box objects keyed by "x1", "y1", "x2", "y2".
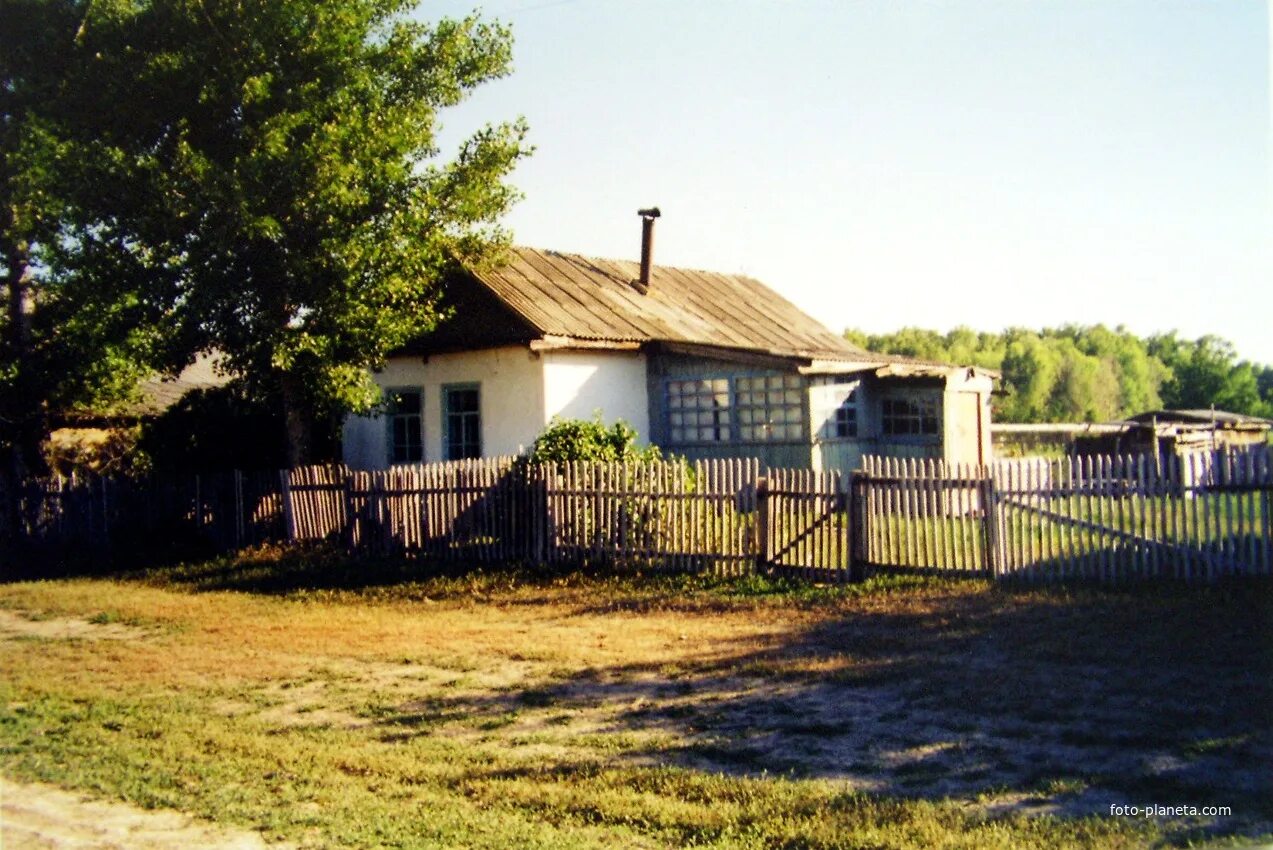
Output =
[
  {"x1": 755, "y1": 477, "x2": 770, "y2": 574},
  {"x1": 980, "y1": 466, "x2": 1001, "y2": 578},
  {"x1": 848, "y1": 471, "x2": 866, "y2": 583}
]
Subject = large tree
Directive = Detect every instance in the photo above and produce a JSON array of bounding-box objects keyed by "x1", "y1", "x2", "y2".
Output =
[
  {"x1": 10, "y1": 0, "x2": 530, "y2": 469},
  {"x1": 2, "y1": 0, "x2": 179, "y2": 539},
  {"x1": 125, "y1": 0, "x2": 529, "y2": 463}
]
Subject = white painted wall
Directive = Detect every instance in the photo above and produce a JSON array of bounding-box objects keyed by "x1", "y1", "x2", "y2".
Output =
[
  {"x1": 342, "y1": 346, "x2": 651, "y2": 468},
  {"x1": 342, "y1": 346, "x2": 545, "y2": 469},
  {"x1": 541, "y1": 350, "x2": 650, "y2": 443}
]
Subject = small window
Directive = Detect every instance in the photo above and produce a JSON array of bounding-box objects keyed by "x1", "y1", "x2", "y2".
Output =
[
  {"x1": 735, "y1": 373, "x2": 804, "y2": 442},
  {"x1": 386, "y1": 388, "x2": 423, "y2": 465},
  {"x1": 666, "y1": 378, "x2": 730, "y2": 443},
  {"x1": 832, "y1": 388, "x2": 858, "y2": 438},
  {"x1": 882, "y1": 396, "x2": 940, "y2": 437},
  {"x1": 443, "y1": 385, "x2": 481, "y2": 460}
]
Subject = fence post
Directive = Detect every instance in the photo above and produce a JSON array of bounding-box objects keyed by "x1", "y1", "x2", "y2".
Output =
[
  {"x1": 755, "y1": 476, "x2": 770, "y2": 574},
  {"x1": 532, "y1": 465, "x2": 548, "y2": 565},
  {"x1": 848, "y1": 471, "x2": 866, "y2": 583},
  {"x1": 233, "y1": 470, "x2": 244, "y2": 548},
  {"x1": 279, "y1": 469, "x2": 295, "y2": 541},
  {"x1": 981, "y1": 466, "x2": 1001, "y2": 578}
]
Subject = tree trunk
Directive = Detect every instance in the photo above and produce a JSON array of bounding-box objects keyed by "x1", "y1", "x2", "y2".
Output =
[
  {"x1": 2, "y1": 228, "x2": 44, "y2": 544},
  {"x1": 279, "y1": 370, "x2": 312, "y2": 468}
]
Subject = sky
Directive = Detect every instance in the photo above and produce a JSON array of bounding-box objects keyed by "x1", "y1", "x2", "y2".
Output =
[{"x1": 421, "y1": 0, "x2": 1273, "y2": 364}]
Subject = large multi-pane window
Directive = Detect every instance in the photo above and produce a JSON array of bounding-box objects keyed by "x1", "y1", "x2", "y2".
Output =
[
  {"x1": 736, "y1": 374, "x2": 804, "y2": 441},
  {"x1": 443, "y1": 385, "x2": 482, "y2": 460},
  {"x1": 665, "y1": 373, "x2": 805, "y2": 444},
  {"x1": 882, "y1": 395, "x2": 940, "y2": 437},
  {"x1": 667, "y1": 378, "x2": 731, "y2": 443},
  {"x1": 385, "y1": 388, "x2": 423, "y2": 465}
]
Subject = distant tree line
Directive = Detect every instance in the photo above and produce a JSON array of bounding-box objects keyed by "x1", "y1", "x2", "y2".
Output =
[{"x1": 844, "y1": 326, "x2": 1273, "y2": 424}]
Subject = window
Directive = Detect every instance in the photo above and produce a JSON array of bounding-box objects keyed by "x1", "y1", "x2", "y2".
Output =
[
  {"x1": 882, "y1": 395, "x2": 940, "y2": 437},
  {"x1": 443, "y1": 385, "x2": 481, "y2": 460},
  {"x1": 822, "y1": 385, "x2": 858, "y2": 439},
  {"x1": 385, "y1": 388, "x2": 422, "y2": 465},
  {"x1": 832, "y1": 392, "x2": 858, "y2": 438},
  {"x1": 667, "y1": 378, "x2": 731, "y2": 443},
  {"x1": 735, "y1": 374, "x2": 804, "y2": 442}
]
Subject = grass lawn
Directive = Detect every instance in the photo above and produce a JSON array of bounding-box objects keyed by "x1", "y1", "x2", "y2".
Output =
[{"x1": 1, "y1": 549, "x2": 1270, "y2": 848}]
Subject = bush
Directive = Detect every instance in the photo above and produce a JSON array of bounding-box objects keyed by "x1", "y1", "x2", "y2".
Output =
[{"x1": 526, "y1": 416, "x2": 662, "y2": 464}]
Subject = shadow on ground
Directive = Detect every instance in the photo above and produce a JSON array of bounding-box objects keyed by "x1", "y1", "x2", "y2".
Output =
[{"x1": 362, "y1": 582, "x2": 1273, "y2": 843}]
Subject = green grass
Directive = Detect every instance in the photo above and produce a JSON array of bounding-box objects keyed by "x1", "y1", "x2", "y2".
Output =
[{"x1": 2, "y1": 552, "x2": 1270, "y2": 848}]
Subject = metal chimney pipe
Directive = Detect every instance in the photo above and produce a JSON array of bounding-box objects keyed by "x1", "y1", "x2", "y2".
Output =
[{"x1": 637, "y1": 207, "x2": 661, "y2": 290}]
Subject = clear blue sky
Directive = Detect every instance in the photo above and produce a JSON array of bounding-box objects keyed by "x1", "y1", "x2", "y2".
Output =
[{"x1": 423, "y1": 0, "x2": 1272, "y2": 364}]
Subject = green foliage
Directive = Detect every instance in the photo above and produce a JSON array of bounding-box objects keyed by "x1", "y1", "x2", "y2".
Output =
[
  {"x1": 2, "y1": 0, "x2": 179, "y2": 483},
  {"x1": 4, "y1": 0, "x2": 532, "y2": 466},
  {"x1": 527, "y1": 416, "x2": 663, "y2": 465},
  {"x1": 848, "y1": 324, "x2": 1272, "y2": 423},
  {"x1": 1147, "y1": 333, "x2": 1271, "y2": 417}
]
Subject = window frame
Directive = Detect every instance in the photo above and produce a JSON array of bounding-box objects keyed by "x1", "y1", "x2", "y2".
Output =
[
  {"x1": 442, "y1": 383, "x2": 482, "y2": 461},
  {"x1": 811, "y1": 378, "x2": 860, "y2": 442},
  {"x1": 663, "y1": 372, "x2": 807, "y2": 446},
  {"x1": 665, "y1": 377, "x2": 732, "y2": 444},
  {"x1": 733, "y1": 373, "x2": 805, "y2": 443},
  {"x1": 880, "y1": 393, "x2": 941, "y2": 442},
  {"x1": 384, "y1": 386, "x2": 423, "y2": 466}
]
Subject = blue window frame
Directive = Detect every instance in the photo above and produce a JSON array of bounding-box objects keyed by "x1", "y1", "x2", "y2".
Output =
[
  {"x1": 443, "y1": 384, "x2": 481, "y2": 460},
  {"x1": 385, "y1": 387, "x2": 423, "y2": 465}
]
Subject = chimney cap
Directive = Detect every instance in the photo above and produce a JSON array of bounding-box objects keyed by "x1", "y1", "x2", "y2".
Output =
[{"x1": 637, "y1": 207, "x2": 661, "y2": 219}]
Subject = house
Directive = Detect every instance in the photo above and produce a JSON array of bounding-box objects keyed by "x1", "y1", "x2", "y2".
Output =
[{"x1": 341, "y1": 212, "x2": 996, "y2": 474}]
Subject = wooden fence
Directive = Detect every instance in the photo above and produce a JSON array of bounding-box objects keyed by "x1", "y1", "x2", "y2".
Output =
[
  {"x1": 8, "y1": 447, "x2": 1272, "y2": 583},
  {"x1": 855, "y1": 447, "x2": 1272, "y2": 581}
]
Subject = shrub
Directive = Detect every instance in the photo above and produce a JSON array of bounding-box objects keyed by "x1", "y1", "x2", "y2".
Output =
[{"x1": 526, "y1": 416, "x2": 662, "y2": 465}]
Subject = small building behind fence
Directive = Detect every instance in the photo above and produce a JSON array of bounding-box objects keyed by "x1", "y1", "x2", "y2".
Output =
[{"x1": 993, "y1": 409, "x2": 1272, "y2": 461}]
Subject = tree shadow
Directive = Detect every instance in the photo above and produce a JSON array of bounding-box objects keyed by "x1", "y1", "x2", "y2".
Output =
[{"x1": 363, "y1": 582, "x2": 1273, "y2": 842}]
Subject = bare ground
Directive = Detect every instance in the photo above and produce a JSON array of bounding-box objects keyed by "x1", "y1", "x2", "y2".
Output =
[{"x1": 0, "y1": 777, "x2": 292, "y2": 850}]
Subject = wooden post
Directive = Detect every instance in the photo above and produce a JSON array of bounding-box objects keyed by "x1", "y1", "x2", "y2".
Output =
[
  {"x1": 532, "y1": 465, "x2": 547, "y2": 565},
  {"x1": 848, "y1": 471, "x2": 866, "y2": 582},
  {"x1": 981, "y1": 466, "x2": 1001, "y2": 578},
  {"x1": 234, "y1": 470, "x2": 244, "y2": 548},
  {"x1": 755, "y1": 476, "x2": 770, "y2": 574},
  {"x1": 194, "y1": 474, "x2": 203, "y2": 533},
  {"x1": 279, "y1": 469, "x2": 295, "y2": 541}
]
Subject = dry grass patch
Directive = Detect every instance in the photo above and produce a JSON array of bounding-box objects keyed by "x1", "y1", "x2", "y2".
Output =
[{"x1": 1, "y1": 553, "x2": 1269, "y2": 848}]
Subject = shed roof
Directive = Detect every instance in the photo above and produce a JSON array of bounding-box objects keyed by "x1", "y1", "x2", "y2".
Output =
[
  {"x1": 467, "y1": 247, "x2": 872, "y2": 361},
  {"x1": 1124, "y1": 409, "x2": 1272, "y2": 429}
]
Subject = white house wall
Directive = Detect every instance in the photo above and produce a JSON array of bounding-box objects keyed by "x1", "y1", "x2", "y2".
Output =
[
  {"x1": 342, "y1": 346, "x2": 546, "y2": 469},
  {"x1": 541, "y1": 350, "x2": 650, "y2": 443},
  {"x1": 342, "y1": 346, "x2": 651, "y2": 469}
]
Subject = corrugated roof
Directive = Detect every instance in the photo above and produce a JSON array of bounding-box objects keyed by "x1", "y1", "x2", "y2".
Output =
[{"x1": 470, "y1": 247, "x2": 868, "y2": 360}]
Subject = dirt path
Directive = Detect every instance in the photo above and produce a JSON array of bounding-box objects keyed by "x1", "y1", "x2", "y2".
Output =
[
  {"x1": 0, "y1": 778, "x2": 292, "y2": 850},
  {"x1": 0, "y1": 609, "x2": 148, "y2": 641}
]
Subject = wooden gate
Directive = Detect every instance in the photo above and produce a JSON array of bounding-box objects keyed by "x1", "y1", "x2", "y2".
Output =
[
  {"x1": 756, "y1": 469, "x2": 852, "y2": 582},
  {"x1": 992, "y1": 450, "x2": 1272, "y2": 582}
]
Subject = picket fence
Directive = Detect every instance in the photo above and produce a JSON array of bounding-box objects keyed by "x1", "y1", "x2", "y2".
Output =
[{"x1": 9, "y1": 447, "x2": 1272, "y2": 583}]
